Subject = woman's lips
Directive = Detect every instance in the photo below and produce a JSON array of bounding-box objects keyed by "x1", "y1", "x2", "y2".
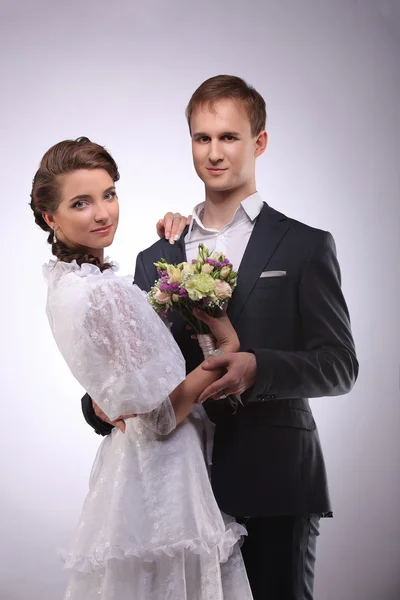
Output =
[{"x1": 92, "y1": 225, "x2": 112, "y2": 234}]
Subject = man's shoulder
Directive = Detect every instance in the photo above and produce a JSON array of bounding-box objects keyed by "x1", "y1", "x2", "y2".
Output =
[
  {"x1": 266, "y1": 204, "x2": 330, "y2": 243},
  {"x1": 137, "y1": 237, "x2": 176, "y2": 265},
  {"x1": 138, "y1": 237, "x2": 166, "y2": 257}
]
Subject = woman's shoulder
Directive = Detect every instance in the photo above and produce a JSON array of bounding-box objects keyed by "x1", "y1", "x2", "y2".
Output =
[
  {"x1": 43, "y1": 258, "x2": 132, "y2": 286},
  {"x1": 42, "y1": 258, "x2": 149, "y2": 306}
]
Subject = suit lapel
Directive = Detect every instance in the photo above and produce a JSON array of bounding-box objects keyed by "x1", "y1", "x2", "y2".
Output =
[
  {"x1": 158, "y1": 229, "x2": 188, "y2": 264},
  {"x1": 228, "y1": 203, "x2": 291, "y2": 325}
]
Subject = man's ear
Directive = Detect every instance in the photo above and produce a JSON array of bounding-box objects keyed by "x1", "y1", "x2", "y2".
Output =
[{"x1": 255, "y1": 130, "x2": 268, "y2": 158}]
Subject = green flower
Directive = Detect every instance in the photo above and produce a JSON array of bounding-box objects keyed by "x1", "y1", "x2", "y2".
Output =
[{"x1": 185, "y1": 273, "x2": 216, "y2": 301}]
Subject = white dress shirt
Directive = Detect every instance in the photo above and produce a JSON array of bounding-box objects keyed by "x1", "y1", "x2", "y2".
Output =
[{"x1": 184, "y1": 192, "x2": 264, "y2": 270}]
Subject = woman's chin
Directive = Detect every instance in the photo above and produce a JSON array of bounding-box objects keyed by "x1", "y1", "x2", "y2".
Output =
[{"x1": 91, "y1": 235, "x2": 115, "y2": 250}]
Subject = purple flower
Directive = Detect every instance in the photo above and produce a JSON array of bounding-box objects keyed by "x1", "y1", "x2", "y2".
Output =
[
  {"x1": 161, "y1": 311, "x2": 168, "y2": 319},
  {"x1": 159, "y1": 283, "x2": 171, "y2": 291},
  {"x1": 192, "y1": 259, "x2": 197, "y2": 264},
  {"x1": 179, "y1": 287, "x2": 189, "y2": 298},
  {"x1": 159, "y1": 281, "x2": 180, "y2": 293}
]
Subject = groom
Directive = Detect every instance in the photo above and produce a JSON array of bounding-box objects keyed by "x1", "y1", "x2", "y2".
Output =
[{"x1": 82, "y1": 75, "x2": 358, "y2": 599}]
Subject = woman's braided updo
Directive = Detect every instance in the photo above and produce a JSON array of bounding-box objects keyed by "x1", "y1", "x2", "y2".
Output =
[{"x1": 30, "y1": 137, "x2": 120, "y2": 271}]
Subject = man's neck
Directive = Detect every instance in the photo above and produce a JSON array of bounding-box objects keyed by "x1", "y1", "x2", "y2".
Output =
[{"x1": 202, "y1": 184, "x2": 257, "y2": 230}]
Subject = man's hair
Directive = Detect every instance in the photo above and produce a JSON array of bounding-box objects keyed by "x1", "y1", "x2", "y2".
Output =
[{"x1": 185, "y1": 75, "x2": 267, "y2": 136}]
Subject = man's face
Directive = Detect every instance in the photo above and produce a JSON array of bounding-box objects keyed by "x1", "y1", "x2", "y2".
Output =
[{"x1": 190, "y1": 98, "x2": 266, "y2": 195}]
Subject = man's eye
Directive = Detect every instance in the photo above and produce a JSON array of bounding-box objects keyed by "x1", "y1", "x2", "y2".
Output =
[
  {"x1": 198, "y1": 136, "x2": 209, "y2": 143},
  {"x1": 223, "y1": 135, "x2": 236, "y2": 141}
]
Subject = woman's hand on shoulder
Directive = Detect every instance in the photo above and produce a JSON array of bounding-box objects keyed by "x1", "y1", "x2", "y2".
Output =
[{"x1": 156, "y1": 212, "x2": 192, "y2": 244}]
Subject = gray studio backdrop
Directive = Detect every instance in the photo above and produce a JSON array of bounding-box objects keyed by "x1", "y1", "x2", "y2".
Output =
[{"x1": 0, "y1": 1, "x2": 399, "y2": 599}]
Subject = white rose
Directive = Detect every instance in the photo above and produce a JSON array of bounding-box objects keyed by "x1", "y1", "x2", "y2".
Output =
[
  {"x1": 215, "y1": 280, "x2": 232, "y2": 300},
  {"x1": 201, "y1": 263, "x2": 214, "y2": 274},
  {"x1": 155, "y1": 289, "x2": 172, "y2": 304},
  {"x1": 183, "y1": 263, "x2": 196, "y2": 275},
  {"x1": 219, "y1": 266, "x2": 231, "y2": 279}
]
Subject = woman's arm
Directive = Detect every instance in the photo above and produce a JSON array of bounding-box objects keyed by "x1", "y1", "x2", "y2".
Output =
[{"x1": 73, "y1": 279, "x2": 238, "y2": 432}]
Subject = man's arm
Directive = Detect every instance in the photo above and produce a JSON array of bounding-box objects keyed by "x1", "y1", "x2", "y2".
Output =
[
  {"x1": 198, "y1": 231, "x2": 358, "y2": 403},
  {"x1": 133, "y1": 250, "x2": 153, "y2": 292},
  {"x1": 81, "y1": 393, "x2": 114, "y2": 436}
]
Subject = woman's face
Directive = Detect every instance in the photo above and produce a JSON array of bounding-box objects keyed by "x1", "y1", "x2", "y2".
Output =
[{"x1": 44, "y1": 168, "x2": 119, "y2": 258}]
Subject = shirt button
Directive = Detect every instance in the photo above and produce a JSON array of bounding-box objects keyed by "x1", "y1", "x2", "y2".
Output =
[{"x1": 219, "y1": 234, "x2": 225, "y2": 240}]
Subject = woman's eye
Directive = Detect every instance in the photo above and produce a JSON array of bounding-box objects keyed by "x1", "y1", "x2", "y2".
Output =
[
  {"x1": 73, "y1": 200, "x2": 87, "y2": 209},
  {"x1": 104, "y1": 191, "x2": 116, "y2": 201}
]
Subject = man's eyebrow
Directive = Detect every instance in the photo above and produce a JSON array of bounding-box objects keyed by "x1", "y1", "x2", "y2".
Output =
[
  {"x1": 192, "y1": 131, "x2": 241, "y2": 138},
  {"x1": 220, "y1": 131, "x2": 241, "y2": 137}
]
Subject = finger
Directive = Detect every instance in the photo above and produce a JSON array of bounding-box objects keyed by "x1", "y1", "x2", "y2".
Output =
[
  {"x1": 185, "y1": 215, "x2": 192, "y2": 227},
  {"x1": 119, "y1": 413, "x2": 137, "y2": 419},
  {"x1": 175, "y1": 215, "x2": 189, "y2": 239},
  {"x1": 169, "y1": 214, "x2": 182, "y2": 244},
  {"x1": 198, "y1": 373, "x2": 233, "y2": 403},
  {"x1": 113, "y1": 419, "x2": 126, "y2": 433},
  {"x1": 193, "y1": 308, "x2": 211, "y2": 324},
  {"x1": 198, "y1": 384, "x2": 225, "y2": 404},
  {"x1": 156, "y1": 218, "x2": 165, "y2": 238},
  {"x1": 201, "y1": 355, "x2": 230, "y2": 370},
  {"x1": 162, "y1": 212, "x2": 174, "y2": 240}
]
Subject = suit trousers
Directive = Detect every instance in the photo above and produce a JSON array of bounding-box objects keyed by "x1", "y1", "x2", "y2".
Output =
[{"x1": 236, "y1": 515, "x2": 320, "y2": 600}]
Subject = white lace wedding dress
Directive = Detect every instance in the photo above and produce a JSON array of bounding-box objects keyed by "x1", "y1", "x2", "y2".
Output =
[{"x1": 43, "y1": 259, "x2": 253, "y2": 600}]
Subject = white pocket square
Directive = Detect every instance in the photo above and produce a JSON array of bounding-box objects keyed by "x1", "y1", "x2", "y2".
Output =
[{"x1": 260, "y1": 270, "x2": 287, "y2": 278}]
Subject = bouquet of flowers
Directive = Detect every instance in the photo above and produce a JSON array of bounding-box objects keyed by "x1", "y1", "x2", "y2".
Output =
[{"x1": 148, "y1": 243, "x2": 238, "y2": 357}]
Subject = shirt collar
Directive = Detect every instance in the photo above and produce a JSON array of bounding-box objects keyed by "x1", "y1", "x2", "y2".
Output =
[{"x1": 187, "y1": 192, "x2": 264, "y2": 240}]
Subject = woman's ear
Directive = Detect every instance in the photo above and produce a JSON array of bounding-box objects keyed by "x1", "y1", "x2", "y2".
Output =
[{"x1": 42, "y1": 213, "x2": 55, "y2": 230}]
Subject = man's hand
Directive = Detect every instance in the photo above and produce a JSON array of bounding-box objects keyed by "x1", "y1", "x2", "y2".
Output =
[
  {"x1": 156, "y1": 212, "x2": 192, "y2": 244},
  {"x1": 92, "y1": 400, "x2": 136, "y2": 434},
  {"x1": 197, "y1": 352, "x2": 257, "y2": 404}
]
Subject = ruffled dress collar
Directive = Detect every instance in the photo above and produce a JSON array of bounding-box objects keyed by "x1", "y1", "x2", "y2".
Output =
[{"x1": 42, "y1": 257, "x2": 119, "y2": 284}]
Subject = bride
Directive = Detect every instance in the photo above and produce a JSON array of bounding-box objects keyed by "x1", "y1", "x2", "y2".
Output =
[{"x1": 30, "y1": 136, "x2": 253, "y2": 599}]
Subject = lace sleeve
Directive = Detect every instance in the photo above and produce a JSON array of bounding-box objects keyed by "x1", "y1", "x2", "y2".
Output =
[
  {"x1": 52, "y1": 274, "x2": 186, "y2": 422},
  {"x1": 137, "y1": 397, "x2": 177, "y2": 435}
]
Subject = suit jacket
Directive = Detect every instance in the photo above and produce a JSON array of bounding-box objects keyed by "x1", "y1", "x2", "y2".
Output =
[{"x1": 82, "y1": 203, "x2": 358, "y2": 517}]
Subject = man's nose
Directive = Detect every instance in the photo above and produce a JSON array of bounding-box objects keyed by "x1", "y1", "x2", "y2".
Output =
[{"x1": 208, "y1": 140, "x2": 224, "y2": 164}]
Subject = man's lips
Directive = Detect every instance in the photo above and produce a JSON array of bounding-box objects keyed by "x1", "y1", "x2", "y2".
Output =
[
  {"x1": 92, "y1": 225, "x2": 112, "y2": 233},
  {"x1": 206, "y1": 167, "x2": 228, "y2": 174}
]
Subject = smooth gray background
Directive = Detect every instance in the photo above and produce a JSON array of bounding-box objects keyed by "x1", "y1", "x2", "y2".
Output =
[{"x1": 0, "y1": 1, "x2": 399, "y2": 599}]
